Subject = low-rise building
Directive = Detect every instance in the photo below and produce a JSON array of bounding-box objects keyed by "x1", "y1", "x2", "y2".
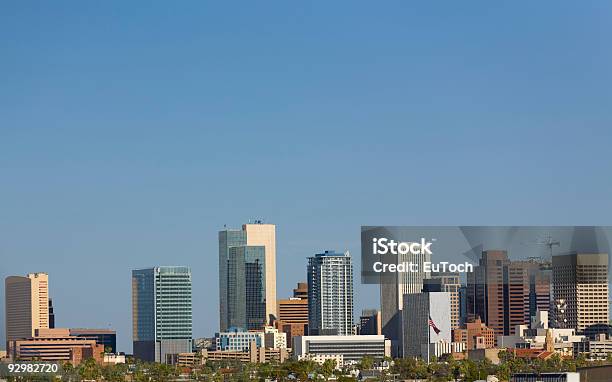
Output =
[
  {"x1": 497, "y1": 311, "x2": 585, "y2": 357},
  {"x1": 8, "y1": 328, "x2": 104, "y2": 365},
  {"x1": 293, "y1": 335, "x2": 390, "y2": 364},
  {"x1": 215, "y1": 328, "x2": 265, "y2": 351},
  {"x1": 176, "y1": 352, "x2": 202, "y2": 367},
  {"x1": 264, "y1": 326, "x2": 287, "y2": 349},
  {"x1": 298, "y1": 353, "x2": 344, "y2": 368},
  {"x1": 573, "y1": 334, "x2": 612, "y2": 360},
  {"x1": 203, "y1": 342, "x2": 289, "y2": 363},
  {"x1": 69, "y1": 328, "x2": 117, "y2": 353},
  {"x1": 511, "y1": 372, "x2": 579, "y2": 382},
  {"x1": 103, "y1": 353, "x2": 126, "y2": 364},
  {"x1": 467, "y1": 348, "x2": 502, "y2": 365},
  {"x1": 453, "y1": 317, "x2": 495, "y2": 350},
  {"x1": 422, "y1": 342, "x2": 466, "y2": 360},
  {"x1": 276, "y1": 322, "x2": 306, "y2": 349}
]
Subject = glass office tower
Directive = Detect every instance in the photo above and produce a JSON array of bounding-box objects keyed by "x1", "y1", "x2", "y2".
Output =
[
  {"x1": 219, "y1": 229, "x2": 247, "y2": 331},
  {"x1": 219, "y1": 223, "x2": 276, "y2": 332},
  {"x1": 132, "y1": 266, "x2": 192, "y2": 363},
  {"x1": 228, "y1": 246, "x2": 266, "y2": 330}
]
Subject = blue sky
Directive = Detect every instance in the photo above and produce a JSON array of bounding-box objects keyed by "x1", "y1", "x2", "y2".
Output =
[{"x1": 1, "y1": 1, "x2": 612, "y2": 352}]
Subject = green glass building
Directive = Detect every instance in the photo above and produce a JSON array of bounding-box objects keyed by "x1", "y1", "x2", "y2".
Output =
[{"x1": 132, "y1": 266, "x2": 192, "y2": 363}]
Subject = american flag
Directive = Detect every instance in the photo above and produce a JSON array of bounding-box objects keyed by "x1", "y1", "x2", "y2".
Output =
[{"x1": 428, "y1": 315, "x2": 441, "y2": 335}]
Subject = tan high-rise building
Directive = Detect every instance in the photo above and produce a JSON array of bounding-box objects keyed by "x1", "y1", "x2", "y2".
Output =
[
  {"x1": 552, "y1": 253, "x2": 609, "y2": 332},
  {"x1": 5, "y1": 273, "x2": 50, "y2": 346},
  {"x1": 219, "y1": 222, "x2": 277, "y2": 331},
  {"x1": 243, "y1": 223, "x2": 277, "y2": 322}
]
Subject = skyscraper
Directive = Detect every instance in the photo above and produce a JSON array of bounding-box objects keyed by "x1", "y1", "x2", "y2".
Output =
[
  {"x1": 505, "y1": 260, "x2": 550, "y2": 334},
  {"x1": 428, "y1": 271, "x2": 461, "y2": 330},
  {"x1": 228, "y1": 246, "x2": 266, "y2": 330},
  {"x1": 402, "y1": 291, "x2": 451, "y2": 359},
  {"x1": 132, "y1": 266, "x2": 193, "y2": 363},
  {"x1": 219, "y1": 222, "x2": 277, "y2": 331},
  {"x1": 380, "y1": 250, "x2": 431, "y2": 356},
  {"x1": 552, "y1": 253, "x2": 609, "y2": 332},
  {"x1": 467, "y1": 250, "x2": 509, "y2": 337},
  {"x1": 277, "y1": 283, "x2": 309, "y2": 325},
  {"x1": 307, "y1": 250, "x2": 354, "y2": 336},
  {"x1": 5, "y1": 273, "x2": 49, "y2": 347},
  {"x1": 467, "y1": 251, "x2": 551, "y2": 338},
  {"x1": 243, "y1": 223, "x2": 277, "y2": 323},
  {"x1": 277, "y1": 282, "x2": 309, "y2": 348}
]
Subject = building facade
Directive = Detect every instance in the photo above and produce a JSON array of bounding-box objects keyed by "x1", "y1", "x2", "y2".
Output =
[
  {"x1": 132, "y1": 266, "x2": 193, "y2": 363},
  {"x1": 293, "y1": 335, "x2": 390, "y2": 363},
  {"x1": 5, "y1": 273, "x2": 50, "y2": 347},
  {"x1": 359, "y1": 309, "x2": 382, "y2": 335},
  {"x1": 215, "y1": 328, "x2": 264, "y2": 351},
  {"x1": 69, "y1": 328, "x2": 117, "y2": 353},
  {"x1": 8, "y1": 328, "x2": 103, "y2": 365},
  {"x1": 380, "y1": 250, "x2": 431, "y2": 357},
  {"x1": 573, "y1": 334, "x2": 612, "y2": 360},
  {"x1": 264, "y1": 326, "x2": 287, "y2": 349},
  {"x1": 307, "y1": 251, "x2": 354, "y2": 336},
  {"x1": 467, "y1": 250, "x2": 509, "y2": 337},
  {"x1": 552, "y1": 253, "x2": 609, "y2": 332},
  {"x1": 277, "y1": 282, "x2": 309, "y2": 348},
  {"x1": 429, "y1": 271, "x2": 461, "y2": 330},
  {"x1": 452, "y1": 317, "x2": 496, "y2": 350},
  {"x1": 402, "y1": 292, "x2": 452, "y2": 359},
  {"x1": 228, "y1": 245, "x2": 266, "y2": 330},
  {"x1": 219, "y1": 223, "x2": 277, "y2": 331},
  {"x1": 467, "y1": 251, "x2": 551, "y2": 338}
]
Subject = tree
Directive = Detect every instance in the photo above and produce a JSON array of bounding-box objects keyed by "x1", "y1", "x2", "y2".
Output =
[
  {"x1": 359, "y1": 356, "x2": 374, "y2": 371},
  {"x1": 79, "y1": 358, "x2": 102, "y2": 381},
  {"x1": 320, "y1": 359, "x2": 337, "y2": 378}
]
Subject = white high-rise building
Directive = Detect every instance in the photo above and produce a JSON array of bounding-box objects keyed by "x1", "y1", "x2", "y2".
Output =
[
  {"x1": 307, "y1": 251, "x2": 354, "y2": 336},
  {"x1": 380, "y1": 251, "x2": 431, "y2": 356},
  {"x1": 402, "y1": 291, "x2": 451, "y2": 360}
]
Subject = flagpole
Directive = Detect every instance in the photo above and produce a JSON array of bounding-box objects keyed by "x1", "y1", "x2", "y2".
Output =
[{"x1": 427, "y1": 317, "x2": 430, "y2": 365}]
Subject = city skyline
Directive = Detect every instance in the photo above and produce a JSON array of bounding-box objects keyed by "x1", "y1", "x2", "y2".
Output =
[
  {"x1": 3, "y1": 1, "x2": 612, "y2": 355},
  {"x1": 2, "y1": 228, "x2": 612, "y2": 354}
]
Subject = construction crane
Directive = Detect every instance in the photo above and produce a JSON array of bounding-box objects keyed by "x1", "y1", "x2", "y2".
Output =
[{"x1": 521, "y1": 234, "x2": 560, "y2": 262}]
